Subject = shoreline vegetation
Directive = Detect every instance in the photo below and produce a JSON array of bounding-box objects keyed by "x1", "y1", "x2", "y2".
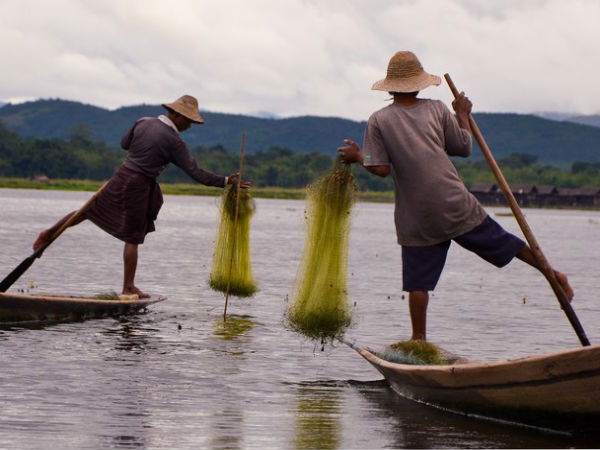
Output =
[
  {"x1": 0, "y1": 176, "x2": 395, "y2": 203},
  {"x1": 2, "y1": 177, "x2": 600, "y2": 210}
]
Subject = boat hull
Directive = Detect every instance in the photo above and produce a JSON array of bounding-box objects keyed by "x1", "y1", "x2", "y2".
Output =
[
  {"x1": 355, "y1": 345, "x2": 600, "y2": 430},
  {"x1": 0, "y1": 292, "x2": 165, "y2": 325}
]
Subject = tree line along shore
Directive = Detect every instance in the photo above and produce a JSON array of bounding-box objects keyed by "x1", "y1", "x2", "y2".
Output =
[
  {"x1": 3, "y1": 176, "x2": 600, "y2": 210},
  {"x1": 1, "y1": 122, "x2": 599, "y2": 208},
  {"x1": 0, "y1": 176, "x2": 394, "y2": 203}
]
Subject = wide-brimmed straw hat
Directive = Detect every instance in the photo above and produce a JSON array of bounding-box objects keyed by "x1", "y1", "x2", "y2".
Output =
[
  {"x1": 162, "y1": 95, "x2": 205, "y2": 124},
  {"x1": 372, "y1": 51, "x2": 441, "y2": 93}
]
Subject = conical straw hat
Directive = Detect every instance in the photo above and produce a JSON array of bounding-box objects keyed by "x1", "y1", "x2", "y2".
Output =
[
  {"x1": 372, "y1": 51, "x2": 441, "y2": 93},
  {"x1": 162, "y1": 95, "x2": 205, "y2": 124}
]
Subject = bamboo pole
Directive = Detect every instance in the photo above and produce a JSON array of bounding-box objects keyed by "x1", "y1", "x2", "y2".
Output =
[
  {"x1": 444, "y1": 73, "x2": 590, "y2": 346},
  {"x1": 0, "y1": 181, "x2": 108, "y2": 292},
  {"x1": 223, "y1": 131, "x2": 246, "y2": 321}
]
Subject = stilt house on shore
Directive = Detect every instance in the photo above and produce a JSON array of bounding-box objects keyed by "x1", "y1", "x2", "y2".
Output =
[{"x1": 469, "y1": 183, "x2": 600, "y2": 208}]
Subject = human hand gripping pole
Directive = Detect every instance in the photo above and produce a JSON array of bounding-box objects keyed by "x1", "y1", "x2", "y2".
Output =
[
  {"x1": 444, "y1": 73, "x2": 590, "y2": 346},
  {"x1": 0, "y1": 182, "x2": 108, "y2": 293}
]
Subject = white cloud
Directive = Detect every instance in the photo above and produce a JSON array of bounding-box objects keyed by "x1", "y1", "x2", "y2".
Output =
[{"x1": 0, "y1": 0, "x2": 599, "y2": 120}]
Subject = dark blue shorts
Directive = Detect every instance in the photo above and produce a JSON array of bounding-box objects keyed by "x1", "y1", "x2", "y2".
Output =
[{"x1": 401, "y1": 215, "x2": 526, "y2": 292}]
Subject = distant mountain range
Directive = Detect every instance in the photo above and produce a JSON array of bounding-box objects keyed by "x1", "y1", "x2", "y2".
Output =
[
  {"x1": 564, "y1": 115, "x2": 600, "y2": 128},
  {"x1": 535, "y1": 111, "x2": 600, "y2": 128},
  {"x1": 1, "y1": 99, "x2": 599, "y2": 166}
]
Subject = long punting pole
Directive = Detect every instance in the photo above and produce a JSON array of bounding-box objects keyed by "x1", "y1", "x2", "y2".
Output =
[
  {"x1": 223, "y1": 131, "x2": 246, "y2": 321},
  {"x1": 444, "y1": 73, "x2": 590, "y2": 346},
  {"x1": 0, "y1": 181, "x2": 108, "y2": 293}
]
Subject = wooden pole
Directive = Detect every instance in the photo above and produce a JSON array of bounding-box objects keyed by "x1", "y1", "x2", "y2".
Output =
[
  {"x1": 444, "y1": 73, "x2": 590, "y2": 346},
  {"x1": 0, "y1": 181, "x2": 108, "y2": 292},
  {"x1": 223, "y1": 131, "x2": 246, "y2": 321}
]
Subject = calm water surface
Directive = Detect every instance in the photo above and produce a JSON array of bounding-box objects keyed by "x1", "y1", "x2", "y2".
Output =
[{"x1": 1, "y1": 188, "x2": 599, "y2": 449}]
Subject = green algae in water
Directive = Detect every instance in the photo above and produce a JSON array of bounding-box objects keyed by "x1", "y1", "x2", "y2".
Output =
[
  {"x1": 287, "y1": 157, "x2": 356, "y2": 340},
  {"x1": 379, "y1": 340, "x2": 448, "y2": 365},
  {"x1": 209, "y1": 185, "x2": 258, "y2": 297}
]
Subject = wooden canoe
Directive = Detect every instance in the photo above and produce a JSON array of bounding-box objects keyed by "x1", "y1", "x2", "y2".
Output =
[
  {"x1": 353, "y1": 343, "x2": 600, "y2": 431},
  {"x1": 0, "y1": 292, "x2": 166, "y2": 325}
]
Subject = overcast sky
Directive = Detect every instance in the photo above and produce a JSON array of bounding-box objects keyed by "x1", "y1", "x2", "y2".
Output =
[{"x1": 1, "y1": 0, "x2": 599, "y2": 120}]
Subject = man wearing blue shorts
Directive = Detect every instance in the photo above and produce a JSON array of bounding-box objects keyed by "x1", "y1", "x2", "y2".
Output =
[{"x1": 338, "y1": 51, "x2": 573, "y2": 341}]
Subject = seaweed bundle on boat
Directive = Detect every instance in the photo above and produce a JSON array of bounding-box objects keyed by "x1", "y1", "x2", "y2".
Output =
[
  {"x1": 93, "y1": 291, "x2": 120, "y2": 300},
  {"x1": 209, "y1": 184, "x2": 258, "y2": 297},
  {"x1": 378, "y1": 340, "x2": 450, "y2": 365},
  {"x1": 287, "y1": 156, "x2": 356, "y2": 340}
]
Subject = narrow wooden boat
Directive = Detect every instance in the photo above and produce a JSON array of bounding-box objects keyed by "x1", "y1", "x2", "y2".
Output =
[
  {"x1": 0, "y1": 292, "x2": 166, "y2": 325},
  {"x1": 353, "y1": 343, "x2": 600, "y2": 431}
]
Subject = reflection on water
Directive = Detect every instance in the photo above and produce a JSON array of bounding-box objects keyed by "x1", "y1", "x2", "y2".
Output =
[
  {"x1": 352, "y1": 380, "x2": 597, "y2": 449},
  {"x1": 1, "y1": 189, "x2": 600, "y2": 449},
  {"x1": 293, "y1": 383, "x2": 342, "y2": 450},
  {"x1": 208, "y1": 405, "x2": 244, "y2": 450},
  {"x1": 213, "y1": 315, "x2": 256, "y2": 341},
  {"x1": 101, "y1": 317, "x2": 160, "y2": 354},
  {"x1": 108, "y1": 435, "x2": 147, "y2": 449},
  {"x1": 209, "y1": 316, "x2": 252, "y2": 450},
  {"x1": 0, "y1": 322, "x2": 51, "y2": 333}
]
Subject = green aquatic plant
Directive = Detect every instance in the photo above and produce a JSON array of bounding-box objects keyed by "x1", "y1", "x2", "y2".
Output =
[
  {"x1": 379, "y1": 340, "x2": 448, "y2": 365},
  {"x1": 287, "y1": 156, "x2": 356, "y2": 340},
  {"x1": 209, "y1": 184, "x2": 258, "y2": 297},
  {"x1": 93, "y1": 291, "x2": 120, "y2": 300}
]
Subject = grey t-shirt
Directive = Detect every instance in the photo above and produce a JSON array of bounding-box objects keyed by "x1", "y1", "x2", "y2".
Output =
[{"x1": 363, "y1": 99, "x2": 487, "y2": 246}]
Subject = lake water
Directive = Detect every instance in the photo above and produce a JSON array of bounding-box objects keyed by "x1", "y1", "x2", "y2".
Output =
[{"x1": 1, "y1": 188, "x2": 599, "y2": 449}]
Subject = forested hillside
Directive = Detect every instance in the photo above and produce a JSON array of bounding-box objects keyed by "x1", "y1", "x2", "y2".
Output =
[
  {"x1": 0, "y1": 99, "x2": 365, "y2": 156},
  {"x1": 1, "y1": 99, "x2": 600, "y2": 166},
  {"x1": 0, "y1": 122, "x2": 391, "y2": 190},
  {"x1": 2, "y1": 121, "x2": 600, "y2": 191}
]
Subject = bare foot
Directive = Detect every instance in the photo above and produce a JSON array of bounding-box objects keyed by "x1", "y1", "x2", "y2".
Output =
[
  {"x1": 33, "y1": 230, "x2": 52, "y2": 252},
  {"x1": 554, "y1": 270, "x2": 574, "y2": 302},
  {"x1": 122, "y1": 286, "x2": 150, "y2": 299}
]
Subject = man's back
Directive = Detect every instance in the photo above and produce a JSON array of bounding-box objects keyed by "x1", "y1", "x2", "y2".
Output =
[{"x1": 363, "y1": 99, "x2": 487, "y2": 246}]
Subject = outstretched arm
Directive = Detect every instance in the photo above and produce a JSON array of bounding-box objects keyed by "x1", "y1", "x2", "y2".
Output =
[{"x1": 337, "y1": 139, "x2": 390, "y2": 178}]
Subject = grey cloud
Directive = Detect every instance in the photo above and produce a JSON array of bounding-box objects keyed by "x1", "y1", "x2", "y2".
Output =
[{"x1": 0, "y1": 0, "x2": 598, "y2": 119}]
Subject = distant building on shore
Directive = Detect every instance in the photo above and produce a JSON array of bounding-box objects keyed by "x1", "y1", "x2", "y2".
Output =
[
  {"x1": 31, "y1": 174, "x2": 50, "y2": 184},
  {"x1": 469, "y1": 183, "x2": 600, "y2": 208}
]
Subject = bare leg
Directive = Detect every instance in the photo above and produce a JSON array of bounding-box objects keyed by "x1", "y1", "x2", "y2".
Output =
[
  {"x1": 515, "y1": 246, "x2": 574, "y2": 301},
  {"x1": 122, "y1": 242, "x2": 149, "y2": 298},
  {"x1": 409, "y1": 290, "x2": 429, "y2": 341},
  {"x1": 33, "y1": 210, "x2": 85, "y2": 253}
]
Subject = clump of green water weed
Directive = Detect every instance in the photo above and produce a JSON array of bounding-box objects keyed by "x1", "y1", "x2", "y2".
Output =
[
  {"x1": 287, "y1": 156, "x2": 356, "y2": 340},
  {"x1": 380, "y1": 340, "x2": 448, "y2": 365},
  {"x1": 93, "y1": 291, "x2": 120, "y2": 300},
  {"x1": 209, "y1": 185, "x2": 258, "y2": 297}
]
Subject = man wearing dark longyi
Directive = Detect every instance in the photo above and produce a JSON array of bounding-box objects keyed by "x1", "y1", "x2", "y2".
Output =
[{"x1": 33, "y1": 95, "x2": 249, "y2": 298}]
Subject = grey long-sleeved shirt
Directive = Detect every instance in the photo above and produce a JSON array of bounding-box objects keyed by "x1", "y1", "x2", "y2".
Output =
[
  {"x1": 121, "y1": 117, "x2": 226, "y2": 187},
  {"x1": 363, "y1": 99, "x2": 487, "y2": 246}
]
